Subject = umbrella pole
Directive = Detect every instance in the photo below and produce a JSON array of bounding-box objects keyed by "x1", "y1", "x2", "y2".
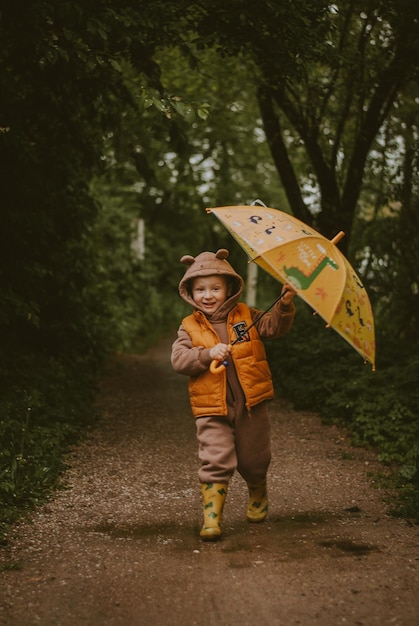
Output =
[
  {"x1": 231, "y1": 292, "x2": 285, "y2": 346},
  {"x1": 330, "y1": 231, "x2": 345, "y2": 245},
  {"x1": 209, "y1": 291, "x2": 286, "y2": 374}
]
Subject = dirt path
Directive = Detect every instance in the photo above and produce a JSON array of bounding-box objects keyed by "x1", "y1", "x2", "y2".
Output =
[{"x1": 1, "y1": 337, "x2": 418, "y2": 626}]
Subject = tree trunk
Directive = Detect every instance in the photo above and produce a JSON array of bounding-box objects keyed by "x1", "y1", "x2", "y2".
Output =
[{"x1": 257, "y1": 86, "x2": 313, "y2": 226}]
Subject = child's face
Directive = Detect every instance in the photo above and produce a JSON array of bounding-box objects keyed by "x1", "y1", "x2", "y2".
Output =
[{"x1": 191, "y1": 275, "x2": 229, "y2": 314}]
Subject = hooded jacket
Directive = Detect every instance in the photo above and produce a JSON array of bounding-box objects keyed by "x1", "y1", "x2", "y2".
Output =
[{"x1": 171, "y1": 249, "x2": 295, "y2": 417}]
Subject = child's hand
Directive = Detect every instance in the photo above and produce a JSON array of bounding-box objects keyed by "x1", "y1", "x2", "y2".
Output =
[
  {"x1": 281, "y1": 283, "x2": 297, "y2": 305},
  {"x1": 209, "y1": 343, "x2": 231, "y2": 361}
]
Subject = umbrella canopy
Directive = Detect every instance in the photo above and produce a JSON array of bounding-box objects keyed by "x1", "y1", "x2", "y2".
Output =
[{"x1": 207, "y1": 204, "x2": 375, "y2": 369}]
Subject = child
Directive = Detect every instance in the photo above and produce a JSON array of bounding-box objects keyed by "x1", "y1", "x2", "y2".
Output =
[{"x1": 171, "y1": 248, "x2": 296, "y2": 540}]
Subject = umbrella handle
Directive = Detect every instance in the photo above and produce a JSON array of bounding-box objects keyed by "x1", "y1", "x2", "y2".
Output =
[
  {"x1": 209, "y1": 359, "x2": 229, "y2": 374},
  {"x1": 208, "y1": 292, "x2": 286, "y2": 375}
]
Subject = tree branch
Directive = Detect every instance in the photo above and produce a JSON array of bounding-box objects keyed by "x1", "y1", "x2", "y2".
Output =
[{"x1": 257, "y1": 85, "x2": 312, "y2": 225}]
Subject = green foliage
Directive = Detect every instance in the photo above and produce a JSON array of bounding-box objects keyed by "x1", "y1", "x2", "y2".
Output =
[
  {"x1": 154, "y1": 38, "x2": 301, "y2": 212},
  {"x1": 0, "y1": 0, "x2": 189, "y2": 538},
  {"x1": 0, "y1": 354, "x2": 97, "y2": 539},
  {"x1": 355, "y1": 209, "x2": 419, "y2": 344},
  {"x1": 243, "y1": 0, "x2": 419, "y2": 246},
  {"x1": 266, "y1": 303, "x2": 419, "y2": 523}
]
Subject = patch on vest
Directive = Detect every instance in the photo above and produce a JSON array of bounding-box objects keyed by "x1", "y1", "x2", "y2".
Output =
[{"x1": 232, "y1": 321, "x2": 250, "y2": 342}]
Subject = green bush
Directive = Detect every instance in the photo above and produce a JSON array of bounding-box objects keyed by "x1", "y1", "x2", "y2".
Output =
[
  {"x1": 0, "y1": 353, "x2": 98, "y2": 540},
  {"x1": 267, "y1": 302, "x2": 419, "y2": 522}
]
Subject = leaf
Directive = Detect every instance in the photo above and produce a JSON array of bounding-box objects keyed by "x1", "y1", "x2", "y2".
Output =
[
  {"x1": 110, "y1": 59, "x2": 121, "y2": 72},
  {"x1": 197, "y1": 106, "x2": 210, "y2": 120}
]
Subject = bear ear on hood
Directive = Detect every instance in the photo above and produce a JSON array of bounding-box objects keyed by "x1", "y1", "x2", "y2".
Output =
[
  {"x1": 180, "y1": 255, "x2": 195, "y2": 266},
  {"x1": 215, "y1": 249, "x2": 229, "y2": 261}
]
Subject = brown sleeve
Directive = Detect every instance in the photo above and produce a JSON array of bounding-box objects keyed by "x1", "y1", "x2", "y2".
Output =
[
  {"x1": 250, "y1": 300, "x2": 296, "y2": 339},
  {"x1": 171, "y1": 325, "x2": 212, "y2": 376}
]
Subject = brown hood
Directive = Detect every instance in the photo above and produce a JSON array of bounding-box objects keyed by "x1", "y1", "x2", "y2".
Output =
[{"x1": 178, "y1": 248, "x2": 244, "y2": 318}]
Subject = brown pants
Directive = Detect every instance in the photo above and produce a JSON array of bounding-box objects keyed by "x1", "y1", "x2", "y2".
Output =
[{"x1": 195, "y1": 401, "x2": 272, "y2": 484}]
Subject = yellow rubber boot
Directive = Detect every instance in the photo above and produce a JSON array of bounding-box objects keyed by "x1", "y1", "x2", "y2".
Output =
[
  {"x1": 246, "y1": 479, "x2": 268, "y2": 523},
  {"x1": 200, "y1": 483, "x2": 228, "y2": 541}
]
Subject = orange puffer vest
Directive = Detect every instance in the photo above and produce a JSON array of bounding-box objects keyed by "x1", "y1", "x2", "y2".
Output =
[{"x1": 182, "y1": 303, "x2": 274, "y2": 417}]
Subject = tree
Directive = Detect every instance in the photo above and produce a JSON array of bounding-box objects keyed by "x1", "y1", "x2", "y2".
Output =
[
  {"x1": 192, "y1": 0, "x2": 419, "y2": 251},
  {"x1": 355, "y1": 80, "x2": 419, "y2": 339},
  {"x1": 0, "y1": 0, "x2": 189, "y2": 364},
  {"x1": 259, "y1": 1, "x2": 419, "y2": 245},
  {"x1": 0, "y1": 0, "x2": 201, "y2": 533}
]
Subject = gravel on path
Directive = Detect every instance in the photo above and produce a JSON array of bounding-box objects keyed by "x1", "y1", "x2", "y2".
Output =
[{"x1": 1, "y1": 337, "x2": 418, "y2": 626}]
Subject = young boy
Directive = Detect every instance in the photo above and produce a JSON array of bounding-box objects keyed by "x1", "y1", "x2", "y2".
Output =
[{"x1": 171, "y1": 248, "x2": 296, "y2": 540}]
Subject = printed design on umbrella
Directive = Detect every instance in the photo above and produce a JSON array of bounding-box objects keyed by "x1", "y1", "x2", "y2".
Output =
[
  {"x1": 315, "y1": 287, "x2": 328, "y2": 301},
  {"x1": 283, "y1": 242, "x2": 339, "y2": 291},
  {"x1": 228, "y1": 212, "x2": 315, "y2": 248},
  {"x1": 207, "y1": 205, "x2": 376, "y2": 369},
  {"x1": 242, "y1": 212, "x2": 317, "y2": 247},
  {"x1": 333, "y1": 277, "x2": 375, "y2": 363}
]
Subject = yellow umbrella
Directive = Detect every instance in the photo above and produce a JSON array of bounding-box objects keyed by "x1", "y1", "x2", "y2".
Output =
[{"x1": 207, "y1": 204, "x2": 375, "y2": 370}]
